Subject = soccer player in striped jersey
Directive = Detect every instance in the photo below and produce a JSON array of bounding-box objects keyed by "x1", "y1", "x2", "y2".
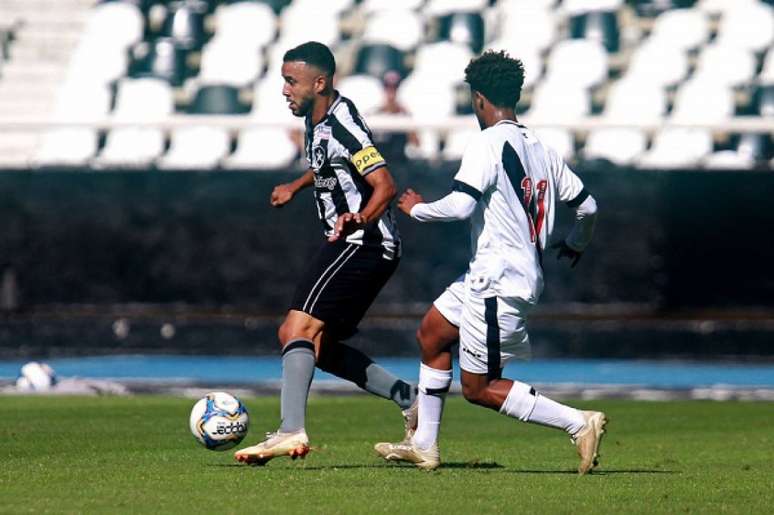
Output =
[
  {"x1": 374, "y1": 51, "x2": 608, "y2": 473},
  {"x1": 235, "y1": 42, "x2": 415, "y2": 465}
]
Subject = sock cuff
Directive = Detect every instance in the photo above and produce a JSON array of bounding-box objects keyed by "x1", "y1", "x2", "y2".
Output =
[
  {"x1": 419, "y1": 363, "x2": 452, "y2": 394},
  {"x1": 499, "y1": 380, "x2": 537, "y2": 421},
  {"x1": 282, "y1": 338, "x2": 315, "y2": 356}
]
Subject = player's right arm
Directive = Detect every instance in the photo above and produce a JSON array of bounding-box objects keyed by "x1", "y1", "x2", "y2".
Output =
[
  {"x1": 398, "y1": 132, "x2": 494, "y2": 222},
  {"x1": 270, "y1": 168, "x2": 315, "y2": 207}
]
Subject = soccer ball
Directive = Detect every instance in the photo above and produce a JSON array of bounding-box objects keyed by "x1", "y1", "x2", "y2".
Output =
[
  {"x1": 189, "y1": 392, "x2": 249, "y2": 451},
  {"x1": 16, "y1": 362, "x2": 58, "y2": 392}
]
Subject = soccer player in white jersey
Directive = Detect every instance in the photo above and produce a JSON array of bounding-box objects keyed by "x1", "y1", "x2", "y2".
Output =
[
  {"x1": 374, "y1": 50, "x2": 607, "y2": 474},
  {"x1": 234, "y1": 42, "x2": 417, "y2": 466}
]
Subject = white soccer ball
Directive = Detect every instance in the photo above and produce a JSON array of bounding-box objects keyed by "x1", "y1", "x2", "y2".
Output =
[
  {"x1": 16, "y1": 362, "x2": 58, "y2": 392},
  {"x1": 189, "y1": 392, "x2": 249, "y2": 451}
]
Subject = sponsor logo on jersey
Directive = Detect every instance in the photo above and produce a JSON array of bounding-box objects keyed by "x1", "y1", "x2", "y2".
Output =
[
  {"x1": 314, "y1": 175, "x2": 338, "y2": 191},
  {"x1": 352, "y1": 146, "x2": 385, "y2": 175}
]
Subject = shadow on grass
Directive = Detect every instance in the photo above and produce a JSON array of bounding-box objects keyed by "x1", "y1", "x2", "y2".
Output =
[{"x1": 209, "y1": 464, "x2": 678, "y2": 474}]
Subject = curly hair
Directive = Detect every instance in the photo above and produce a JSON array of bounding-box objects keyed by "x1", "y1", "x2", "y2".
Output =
[{"x1": 464, "y1": 50, "x2": 525, "y2": 108}]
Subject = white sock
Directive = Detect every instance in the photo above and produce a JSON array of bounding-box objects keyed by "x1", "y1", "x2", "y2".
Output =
[
  {"x1": 527, "y1": 393, "x2": 586, "y2": 435},
  {"x1": 411, "y1": 363, "x2": 452, "y2": 450},
  {"x1": 499, "y1": 380, "x2": 538, "y2": 421}
]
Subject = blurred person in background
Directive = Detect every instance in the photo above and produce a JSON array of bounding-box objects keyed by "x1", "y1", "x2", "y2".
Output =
[
  {"x1": 234, "y1": 41, "x2": 416, "y2": 466},
  {"x1": 372, "y1": 70, "x2": 419, "y2": 164}
]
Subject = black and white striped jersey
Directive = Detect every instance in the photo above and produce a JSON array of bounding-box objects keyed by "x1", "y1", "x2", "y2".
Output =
[{"x1": 304, "y1": 93, "x2": 401, "y2": 259}]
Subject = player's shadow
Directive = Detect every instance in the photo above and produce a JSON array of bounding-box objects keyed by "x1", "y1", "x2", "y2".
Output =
[{"x1": 505, "y1": 469, "x2": 679, "y2": 475}]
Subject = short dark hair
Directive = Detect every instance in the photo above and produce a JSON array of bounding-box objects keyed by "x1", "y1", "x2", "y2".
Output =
[
  {"x1": 464, "y1": 50, "x2": 525, "y2": 108},
  {"x1": 283, "y1": 41, "x2": 336, "y2": 77}
]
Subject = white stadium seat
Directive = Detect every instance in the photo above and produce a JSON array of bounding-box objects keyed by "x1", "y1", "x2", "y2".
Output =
[
  {"x1": 214, "y1": 2, "x2": 277, "y2": 51},
  {"x1": 199, "y1": 40, "x2": 264, "y2": 87},
  {"x1": 291, "y1": 0, "x2": 354, "y2": 15},
  {"x1": 35, "y1": 130, "x2": 99, "y2": 167},
  {"x1": 337, "y1": 75, "x2": 385, "y2": 115},
  {"x1": 671, "y1": 79, "x2": 734, "y2": 124},
  {"x1": 544, "y1": 39, "x2": 608, "y2": 90},
  {"x1": 497, "y1": 4, "x2": 557, "y2": 54},
  {"x1": 96, "y1": 78, "x2": 173, "y2": 167},
  {"x1": 424, "y1": 0, "x2": 489, "y2": 16},
  {"x1": 82, "y1": 2, "x2": 144, "y2": 51},
  {"x1": 362, "y1": 9, "x2": 423, "y2": 51},
  {"x1": 534, "y1": 128, "x2": 574, "y2": 161},
  {"x1": 693, "y1": 44, "x2": 756, "y2": 88},
  {"x1": 703, "y1": 150, "x2": 755, "y2": 170},
  {"x1": 603, "y1": 79, "x2": 666, "y2": 124},
  {"x1": 637, "y1": 129, "x2": 714, "y2": 169},
  {"x1": 714, "y1": 3, "x2": 774, "y2": 53},
  {"x1": 561, "y1": 0, "x2": 623, "y2": 16},
  {"x1": 529, "y1": 81, "x2": 590, "y2": 122},
  {"x1": 397, "y1": 74, "x2": 456, "y2": 119},
  {"x1": 361, "y1": 0, "x2": 425, "y2": 11},
  {"x1": 624, "y1": 39, "x2": 689, "y2": 87},
  {"x1": 649, "y1": 8, "x2": 709, "y2": 51},
  {"x1": 223, "y1": 128, "x2": 298, "y2": 170},
  {"x1": 157, "y1": 127, "x2": 231, "y2": 169},
  {"x1": 412, "y1": 42, "x2": 473, "y2": 85},
  {"x1": 584, "y1": 129, "x2": 647, "y2": 165},
  {"x1": 697, "y1": 0, "x2": 759, "y2": 15},
  {"x1": 280, "y1": 4, "x2": 341, "y2": 48}
]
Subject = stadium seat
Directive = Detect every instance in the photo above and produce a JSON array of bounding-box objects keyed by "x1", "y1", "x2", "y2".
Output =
[
  {"x1": 529, "y1": 80, "x2": 590, "y2": 122},
  {"x1": 290, "y1": 0, "x2": 354, "y2": 15},
  {"x1": 497, "y1": 3, "x2": 557, "y2": 54},
  {"x1": 213, "y1": 2, "x2": 277, "y2": 51},
  {"x1": 361, "y1": 10, "x2": 423, "y2": 52},
  {"x1": 360, "y1": 0, "x2": 425, "y2": 11},
  {"x1": 760, "y1": 50, "x2": 774, "y2": 84},
  {"x1": 188, "y1": 84, "x2": 250, "y2": 114},
  {"x1": 584, "y1": 129, "x2": 647, "y2": 165},
  {"x1": 198, "y1": 39, "x2": 263, "y2": 87},
  {"x1": 569, "y1": 10, "x2": 620, "y2": 53},
  {"x1": 624, "y1": 39, "x2": 689, "y2": 87},
  {"x1": 424, "y1": 0, "x2": 488, "y2": 16},
  {"x1": 337, "y1": 75, "x2": 385, "y2": 115},
  {"x1": 649, "y1": 8, "x2": 709, "y2": 51},
  {"x1": 693, "y1": 44, "x2": 756, "y2": 88},
  {"x1": 84, "y1": 1, "x2": 144, "y2": 51},
  {"x1": 534, "y1": 128, "x2": 575, "y2": 161},
  {"x1": 278, "y1": 3, "x2": 341, "y2": 48},
  {"x1": 412, "y1": 42, "x2": 473, "y2": 85},
  {"x1": 159, "y1": 0, "x2": 209, "y2": 50},
  {"x1": 223, "y1": 128, "x2": 298, "y2": 169},
  {"x1": 431, "y1": 12, "x2": 485, "y2": 54},
  {"x1": 697, "y1": 0, "x2": 759, "y2": 15},
  {"x1": 544, "y1": 39, "x2": 608, "y2": 90},
  {"x1": 603, "y1": 79, "x2": 666, "y2": 123},
  {"x1": 637, "y1": 128, "x2": 713, "y2": 168},
  {"x1": 96, "y1": 78, "x2": 173, "y2": 167},
  {"x1": 35, "y1": 129, "x2": 100, "y2": 167},
  {"x1": 561, "y1": 0, "x2": 624, "y2": 16},
  {"x1": 67, "y1": 41, "x2": 129, "y2": 87},
  {"x1": 157, "y1": 126, "x2": 231, "y2": 169},
  {"x1": 129, "y1": 37, "x2": 191, "y2": 86},
  {"x1": 714, "y1": 2, "x2": 774, "y2": 52},
  {"x1": 671, "y1": 79, "x2": 734, "y2": 123},
  {"x1": 352, "y1": 44, "x2": 406, "y2": 80},
  {"x1": 397, "y1": 73, "x2": 456, "y2": 119},
  {"x1": 702, "y1": 150, "x2": 755, "y2": 170}
]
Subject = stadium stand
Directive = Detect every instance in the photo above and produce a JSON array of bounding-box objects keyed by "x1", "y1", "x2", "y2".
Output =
[{"x1": 0, "y1": 0, "x2": 771, "y2": 169}]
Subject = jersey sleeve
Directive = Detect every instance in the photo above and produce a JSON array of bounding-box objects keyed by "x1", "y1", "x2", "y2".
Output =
[
  {"x1": 452, "y1": 132, "x2": 496, "y2": 201},
  {"x1": 549, "y1": 146, "x2": 588, "y2": 207},
  {"x1": 330, "y1": 102, "x2": 387, "y2": 177}
]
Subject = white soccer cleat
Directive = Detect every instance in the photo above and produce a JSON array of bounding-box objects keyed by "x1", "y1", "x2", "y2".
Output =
[
  {"x1": 402, "y1": 400, "x2": 418, "y2": 442},
  {"x1": 374, "y1": 440, "x2": 440, "y2": 471},
  {"x1": 573, "y1": 410, "x2": 608, "y2": 475},
  {"x1": 234, "y1": 429, "x2": 310, "y2": 466}
]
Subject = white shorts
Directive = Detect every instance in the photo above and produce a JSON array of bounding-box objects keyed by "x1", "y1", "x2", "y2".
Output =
[{"x1": 433, "y1": 274, "x2": 532, "y2": 378}]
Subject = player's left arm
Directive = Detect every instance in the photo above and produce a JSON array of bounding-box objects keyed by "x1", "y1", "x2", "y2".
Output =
[{"x1": 550, "y1": 150, "x2": 599, "y2": 267}]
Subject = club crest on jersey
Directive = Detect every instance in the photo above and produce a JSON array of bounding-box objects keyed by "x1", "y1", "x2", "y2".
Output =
[{"x1": 311, "y1": 146, "x2": 326, "y2": 169}]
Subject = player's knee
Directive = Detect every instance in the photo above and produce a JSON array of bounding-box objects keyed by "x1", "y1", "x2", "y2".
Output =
[{"x1": 461, "y1": 382, "x2": 487, "y2": 406}]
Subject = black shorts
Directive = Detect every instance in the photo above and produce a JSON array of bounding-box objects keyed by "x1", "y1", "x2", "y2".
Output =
[{"x1": 290, "y1": 240, "x2": 399, "y2": 340}]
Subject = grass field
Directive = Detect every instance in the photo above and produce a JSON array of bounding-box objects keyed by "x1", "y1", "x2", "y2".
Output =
[{"x1": 2, "y1": 395, "x2": 773, "y2": 514}]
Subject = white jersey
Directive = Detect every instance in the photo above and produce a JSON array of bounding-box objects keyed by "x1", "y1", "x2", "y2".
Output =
[{"x1": 452, "y1": 120, "x2": 588, "y2": 303}]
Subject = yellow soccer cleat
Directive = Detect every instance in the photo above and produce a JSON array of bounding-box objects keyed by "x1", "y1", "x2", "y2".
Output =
[
  {"x1": 573, "y1": 410, "x2": 608, "y2": 475},
  {"x1": 374, "y1": 440, "x2": 440, "y2": 471},
  {"x1": 234, "y1": 429, "x2": 310, "y2": 466}
]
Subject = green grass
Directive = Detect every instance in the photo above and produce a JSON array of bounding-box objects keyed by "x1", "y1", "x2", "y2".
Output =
[{"x1": 1, "y1": 396, "x2": 773, "y2": 514}]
